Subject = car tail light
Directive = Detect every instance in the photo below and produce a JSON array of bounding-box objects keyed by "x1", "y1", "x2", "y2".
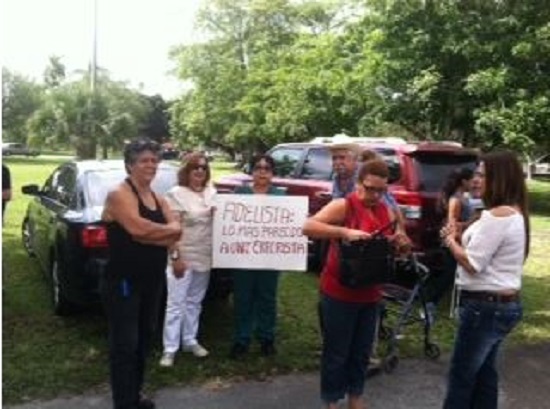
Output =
[
  {"x1": 81, "y1": 225, "x2": 108, "y2": 248},
  {"x1": 394, "y1": 192, "x2": 422, "y2": 219}
]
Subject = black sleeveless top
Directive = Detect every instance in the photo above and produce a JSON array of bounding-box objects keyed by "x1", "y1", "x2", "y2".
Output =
[{"x1": 105, "y1": 178, "x2": 168, "y2": 286}]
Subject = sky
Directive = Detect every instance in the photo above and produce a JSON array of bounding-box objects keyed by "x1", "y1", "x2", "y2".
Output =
[{"x1": 2, "y1": 0, "x2": 204, "y2": 100}]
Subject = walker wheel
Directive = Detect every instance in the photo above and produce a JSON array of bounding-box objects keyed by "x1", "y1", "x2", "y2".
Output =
[
  {"x1": 383, "y1": 354, "x2": 399, "y2": 373},
  {"x1": 424, "y1": 343, "x2": 441, "y2": 359}
]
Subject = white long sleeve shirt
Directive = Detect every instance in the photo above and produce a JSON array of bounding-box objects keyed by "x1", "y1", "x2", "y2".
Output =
[{"x1": 457, "y1": 209, "x2": 526, "y2": 292}]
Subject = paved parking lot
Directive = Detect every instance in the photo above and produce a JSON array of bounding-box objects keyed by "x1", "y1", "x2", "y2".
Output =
[{"x1": 6, "y1": 343, "x2": 549, "y2": 409}]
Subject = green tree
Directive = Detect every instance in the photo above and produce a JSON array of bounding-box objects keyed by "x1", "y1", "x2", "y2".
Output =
[
  {"x1": 2, "y1": 68, "x2": 44, "y2": 144},
  {"x1": 139, "y1": 94, "x2": 171, "y2": 142},
  {"x1": 43, "y1": 55, "x2": 66, "y2": 88},
  {"x1": 345, "y1": 0, "x2": 550, "y2": 153},
  {"x1": 170, "y1": 0, "x2": 299, "y2": 155},
  {"x1": 28, "y1": 71, "x2": 148, "y2": 159}
]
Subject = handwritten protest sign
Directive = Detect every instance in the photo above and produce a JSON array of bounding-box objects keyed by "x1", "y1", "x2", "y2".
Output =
[{"x1": 212, "y1": 194, "x2": 309, "y2": 271}]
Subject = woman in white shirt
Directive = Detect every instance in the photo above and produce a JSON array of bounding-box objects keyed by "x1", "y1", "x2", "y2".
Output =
[
  {"x1": 441, "y1": 150, "x2": 530, "y2": 409},
  {"x1": 159, "y1": 152, "x2": 216, "y2": 367}
]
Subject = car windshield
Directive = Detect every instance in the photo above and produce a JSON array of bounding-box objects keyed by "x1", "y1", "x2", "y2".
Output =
[
  {"x1": 83, "y1": 168, "x2": 177, "y2": 207},
  {"x1": 414, "y1": 154, "x2": 478, "y2": 192}
]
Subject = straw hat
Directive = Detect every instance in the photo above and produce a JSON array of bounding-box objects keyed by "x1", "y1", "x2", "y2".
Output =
[{"x1": 327, "y1": 143, "x2": 363, "y2": 155}]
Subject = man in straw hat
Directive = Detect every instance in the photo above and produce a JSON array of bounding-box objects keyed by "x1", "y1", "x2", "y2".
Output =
[{"x1": 328, "y1": 143, "x2": 363, "y2": 198}]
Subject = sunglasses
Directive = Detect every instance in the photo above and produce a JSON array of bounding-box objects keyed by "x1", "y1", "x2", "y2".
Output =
[
  {"x1": 253, "y1": 165, "x2": 273, "y2": 172},
  {"x1": 362, "y1": 184, "x2": 386, "y2": 194},
  {"x1": 191, "y1": 164, "x2": 208, "y2": 171}
]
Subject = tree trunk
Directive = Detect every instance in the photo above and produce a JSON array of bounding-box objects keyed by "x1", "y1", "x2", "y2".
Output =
[{"x1": 75, "y1": 137, "x2": 97, "y2": 159}]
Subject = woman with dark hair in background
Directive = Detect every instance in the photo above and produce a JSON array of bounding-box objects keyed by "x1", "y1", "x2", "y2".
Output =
[
  {"x1": 102, "y1": 139, "x2": 181, "y2": 409},
  {"x1": 441, "y1": 150, "x2": 529, "y2": 408},
  {"x1": 159, "y1": 152, "x2": 216, "y2": 367},
  {"x1": 424, "y1": 167, "x2": 474, "y2": 323},
  {"x1": 440, "y1": 167, "x2": 475, "y2": 232},
  {"x1": 229, "y1": 154, "x2": 286, "y2": 359}
]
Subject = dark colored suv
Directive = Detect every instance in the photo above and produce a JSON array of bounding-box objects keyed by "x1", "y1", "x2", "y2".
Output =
[{"x1": 214, "y1": 138, "x2": 478, "y2": 271}]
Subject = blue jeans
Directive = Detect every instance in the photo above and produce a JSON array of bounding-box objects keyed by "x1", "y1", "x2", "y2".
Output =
[
  {"x1": 443, "y1": 299, "x2": 522, "y2": 409},
  {"x1": 320, "y1": 294, "x2": 378, "y2": 404}
]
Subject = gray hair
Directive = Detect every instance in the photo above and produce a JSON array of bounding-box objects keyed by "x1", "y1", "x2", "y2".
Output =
[{"x1": 123, "y1": 138, "x2": 161, "y2": 173}]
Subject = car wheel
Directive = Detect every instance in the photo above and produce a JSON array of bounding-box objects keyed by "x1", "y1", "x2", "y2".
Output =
[
  {"x1": 51, "y1": 257, "x2": 72, "y2": 316},
  {"x1": 21, "y1": 218, "x2": 36, "y2": 257}
]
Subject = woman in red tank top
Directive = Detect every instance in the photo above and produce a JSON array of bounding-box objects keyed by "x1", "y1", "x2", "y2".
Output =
[{"x1": 303, "y1": 159, "x2": 407, "y2": 409}]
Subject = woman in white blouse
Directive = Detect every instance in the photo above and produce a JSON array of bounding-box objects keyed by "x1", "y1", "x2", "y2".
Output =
[
  {"x1": 159, "y1": 152, "x2": 216, "y2": 367},
  {"x1": 441, "y1": 150, "x2": 530, "y2": 409}
]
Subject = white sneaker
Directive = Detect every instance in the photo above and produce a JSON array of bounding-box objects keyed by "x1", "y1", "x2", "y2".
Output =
[
  {"x1": 183, "y1": 343, "x2": 209, "y2": 358},
  {"x1": 159, "y1": 352, "x2": 175, "y2": 367}
]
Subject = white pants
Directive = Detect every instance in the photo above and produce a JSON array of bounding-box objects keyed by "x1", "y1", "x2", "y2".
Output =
[{"x1": 162, "y1": 266, "x2": 211, "y2": 353}]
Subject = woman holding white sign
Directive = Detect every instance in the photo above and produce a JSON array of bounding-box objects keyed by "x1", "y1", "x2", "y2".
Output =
[
  {"x1": 159, "y1": 152, "x2": 216, "y2": 367},
  {"x1": 229, "y1": 154, "x2": 286, "y2": 359},
  {"x1": 303, "y1": 159, "x2": 408, "y2": 409}
]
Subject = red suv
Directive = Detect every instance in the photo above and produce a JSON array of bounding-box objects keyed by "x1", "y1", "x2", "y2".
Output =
[{"x1": 214, "y1": 138, "x2": 478, "y2": 271}]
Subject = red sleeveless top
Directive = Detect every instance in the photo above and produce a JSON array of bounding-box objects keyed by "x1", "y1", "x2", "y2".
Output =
[{"x1": 320, "y1": 192, "x2": 392, "y2": 303}]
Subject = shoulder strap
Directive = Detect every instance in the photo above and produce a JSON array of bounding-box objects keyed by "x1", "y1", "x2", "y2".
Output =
[
  {"x1": 125, "y1": 178, "x2": 140, "y2": 197},
  {"x1": 125, "y1": 178, "x2": 151, "y2": 209},
  {"x1": 151, "y1": 191, "x2": 161, "y2": 209}
]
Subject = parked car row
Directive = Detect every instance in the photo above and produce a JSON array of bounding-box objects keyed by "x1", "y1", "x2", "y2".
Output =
[{"x1": 21, "y1": 137, "x2": 479, "y2": 315}]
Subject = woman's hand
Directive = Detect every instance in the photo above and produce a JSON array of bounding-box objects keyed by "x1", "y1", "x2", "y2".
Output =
[
  {"x1": 172, "y1": 259, "x2": 187, "y2": 278},
  {"x1": 440, "y1": 222, "x2": 458, "y2": 245},
  {"x1": 342, "y1": 228, "x2": 372, "y2": 242},
  {"x1": 390, "y1": 231, "x2": 412, "y2": 255}
]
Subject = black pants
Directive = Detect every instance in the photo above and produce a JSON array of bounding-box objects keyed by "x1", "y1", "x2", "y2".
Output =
[
  {"x1": 424, "y1": 247, "x2": 457, "y2": 305},
  {"x1": 101, "y1": 276, "x2": 164, "y2": 409}
]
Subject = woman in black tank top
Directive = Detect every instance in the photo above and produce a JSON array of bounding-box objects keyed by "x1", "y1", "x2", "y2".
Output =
[{"x1": 102, "y1": 139, "x2": 181, "y2": 409}]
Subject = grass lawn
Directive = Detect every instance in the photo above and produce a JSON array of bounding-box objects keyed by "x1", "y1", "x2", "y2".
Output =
[{"x1": 2, "y1": 157, "x2": 550, "y2": 404}]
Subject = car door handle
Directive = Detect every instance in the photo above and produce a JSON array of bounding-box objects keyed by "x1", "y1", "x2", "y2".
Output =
[{"x1": 316, "y1": 192, "x2": 332, "y2": 200}]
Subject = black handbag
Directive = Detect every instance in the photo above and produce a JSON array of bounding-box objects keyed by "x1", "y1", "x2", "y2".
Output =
[{"x1": 338, "y1": 200, "x2": 395, "y2": 289}]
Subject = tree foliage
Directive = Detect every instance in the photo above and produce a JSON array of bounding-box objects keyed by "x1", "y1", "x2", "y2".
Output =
[
  {"x1": 170, "y1": 0, "x2": 550, "y2": 157},
  {"x1": 2, "y1": 68, "x2": 44, "y2": 144},
  {"x1": 1, "y1": 58, "x2": 152, "y2": 159}
]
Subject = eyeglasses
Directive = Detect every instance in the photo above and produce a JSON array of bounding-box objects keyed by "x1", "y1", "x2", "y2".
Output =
[
  {"x1": 253, "y1": 165, "x2": 273, "y2": 172},
  {"x1": 362, "y1": 184, "x2": 386, "y2": 195},
  {"x1": 191, "y1": 164, "x2": 208, "y2": 171}
]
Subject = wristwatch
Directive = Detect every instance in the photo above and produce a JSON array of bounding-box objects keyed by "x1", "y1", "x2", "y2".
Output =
[{"x1": 170, "y1": 249, "x2": 180, "y2": 261}]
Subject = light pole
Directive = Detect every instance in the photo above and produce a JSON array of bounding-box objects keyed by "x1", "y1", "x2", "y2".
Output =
[
  {"x1": 86, "y1": 0, "x2": 98, "y2": 159},
  {"x1": 90, "y1": 0, "x2": 98, "y2": 93}
]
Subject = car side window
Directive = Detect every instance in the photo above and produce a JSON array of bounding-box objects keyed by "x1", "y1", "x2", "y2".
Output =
[
  {"x1": 52, "y1": 166, "x2": 77, "y2": 207},
  {"x1": 41, "y1": 170, "x2": 60, "y2": 198},
  {"x1": 374, "y1": 148, "x2": 402, "y2": 183},
  {"x1": 270, "y1": 147, "x2": 304, "y2": 178},
  {"x1": 300, "y1": 148, "x2": 332, "y2": 180}
]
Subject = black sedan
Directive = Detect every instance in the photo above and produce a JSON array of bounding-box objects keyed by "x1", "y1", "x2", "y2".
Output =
[{"x1": 21, "y1": 160, "x2": 231, "y2": 315}]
